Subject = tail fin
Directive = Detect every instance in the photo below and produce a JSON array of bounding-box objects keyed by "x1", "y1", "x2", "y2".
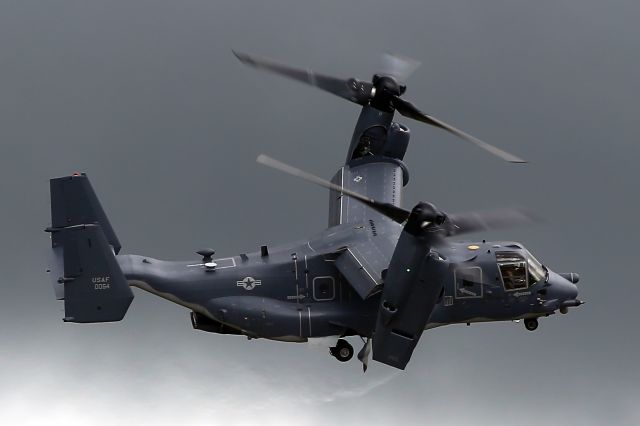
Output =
[
  {"x1": 46, "y1": 174, "x2": 133, "y2": 323},
  {"x1": 50, "y1": 174, "x2": 121, "y2": 253}
]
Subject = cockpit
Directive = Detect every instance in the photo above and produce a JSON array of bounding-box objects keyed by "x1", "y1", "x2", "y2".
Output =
[{"x1": 496, "y1": 250, "x2": 547, "y2": 290}]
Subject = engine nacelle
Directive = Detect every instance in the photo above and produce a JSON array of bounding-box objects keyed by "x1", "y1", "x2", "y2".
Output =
[{"x1": 381, "y1": 122, "x2": 410, "y2": 160}]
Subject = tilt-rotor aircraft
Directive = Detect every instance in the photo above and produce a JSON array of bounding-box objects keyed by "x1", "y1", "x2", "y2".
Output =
[{"x1": 45, "y1": 52, "x2": 582, "y2": 371}]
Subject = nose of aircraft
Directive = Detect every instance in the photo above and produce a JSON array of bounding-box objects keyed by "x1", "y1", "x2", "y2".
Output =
[{"x1": 546, "y1": 271, "x2": 580, "y2": 311}]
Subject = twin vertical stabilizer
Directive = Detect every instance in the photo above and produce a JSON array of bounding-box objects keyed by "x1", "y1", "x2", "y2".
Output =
[{"x1": 46, "y1": 174, "x2": 133, "y2": 323}]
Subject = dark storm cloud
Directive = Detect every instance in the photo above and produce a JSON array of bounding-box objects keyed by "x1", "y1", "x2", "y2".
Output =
[{"x1": 0, "y1": 1, "x2": 638, "y2": 424}]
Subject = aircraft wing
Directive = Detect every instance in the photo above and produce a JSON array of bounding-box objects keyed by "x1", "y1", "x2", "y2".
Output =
[
  {"x1": 307, "y1": 222, "x2": 398, "y2": 300},
  {"x1": 334, "y1": 234, "x2": 395, "y2": 299},
  {"x1": 326, "y1": 159, "x2": 407, "y2": 298},
  {"x1": 328, "y1": 159, "x2": 406, "y2": 227}
]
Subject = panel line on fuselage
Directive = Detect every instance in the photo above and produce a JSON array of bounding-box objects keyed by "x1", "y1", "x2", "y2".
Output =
[
  {"x1": 304, "y1": 255, "x2": 309, "y2": 289},
  {"x1": 339, "y1": 167, "x2": 344, "y2": 225}
]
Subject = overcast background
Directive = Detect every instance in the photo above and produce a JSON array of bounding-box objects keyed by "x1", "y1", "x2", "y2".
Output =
[{"x1": 0, "y1": 1, "x2": 637, "y2": 424}]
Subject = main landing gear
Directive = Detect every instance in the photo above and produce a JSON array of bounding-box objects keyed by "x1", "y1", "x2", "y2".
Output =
[
  {"x1": 524, "y1": 318, "x2": 539, "y2": 331},
  {"x1": 330, "y1": 339, "x2": 354, "y2": 362}
]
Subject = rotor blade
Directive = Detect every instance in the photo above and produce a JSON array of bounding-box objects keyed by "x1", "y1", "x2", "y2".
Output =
[
  {"x1": 379, "y1": 53, "x2": 421, "y2": 83},
  {"x1": 392, "y1": 97, "x2": 527, "y2": 163},
  {"x1": 444, "y1": 207, "x2": 541, "y2": 237},
  {"x1": 233, "y1": 51, "x2": 374, "y2": 105},
  {"x1": 256, "y1": 154, "x2": 411, "y2": 224}
]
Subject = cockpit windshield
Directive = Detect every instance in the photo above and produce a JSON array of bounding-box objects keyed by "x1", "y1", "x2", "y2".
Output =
[
  {"x1": 526, "y1": 251, "x2": 547, "y2": 286},
  {"x1": 497, "y1": 250, "x2": 547, "y2": 291},
  {"x1": 496, "y1": 252, "x2": 528, "y2": 290}
]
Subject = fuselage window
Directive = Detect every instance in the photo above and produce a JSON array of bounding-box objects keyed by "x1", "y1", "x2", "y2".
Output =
[
  {"x1": 496, "y1": 252, "x2": 528, "y2": 291},
  {"x1": 454, "y1": 267, "x2": 483, "y2": 298}
]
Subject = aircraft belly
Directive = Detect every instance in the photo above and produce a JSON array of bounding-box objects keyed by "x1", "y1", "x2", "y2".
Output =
[
  {"x1": 426, "y1": 295, "x2": 536, "y2": 327},
  {"x1": 205, "y1": 296, "x2": 377, "y2": 340}
]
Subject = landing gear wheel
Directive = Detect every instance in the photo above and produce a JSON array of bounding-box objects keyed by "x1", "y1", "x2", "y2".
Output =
[
  {"x1": 524, "y1": 318, "x2": 539, "y2": 331},
  {"x1": 330, "y1": 339, "x2": 354, "y2": 362}
]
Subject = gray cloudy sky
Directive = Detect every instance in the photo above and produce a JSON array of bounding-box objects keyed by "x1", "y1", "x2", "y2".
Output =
[{"x1": 0, "y1": 1, "x2": 638, "y2": 424}]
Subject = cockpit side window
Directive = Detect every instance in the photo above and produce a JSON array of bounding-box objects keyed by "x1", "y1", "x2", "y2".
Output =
[{"x1": 496, "y1": 252, "x2": 528, "y2": 291}]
